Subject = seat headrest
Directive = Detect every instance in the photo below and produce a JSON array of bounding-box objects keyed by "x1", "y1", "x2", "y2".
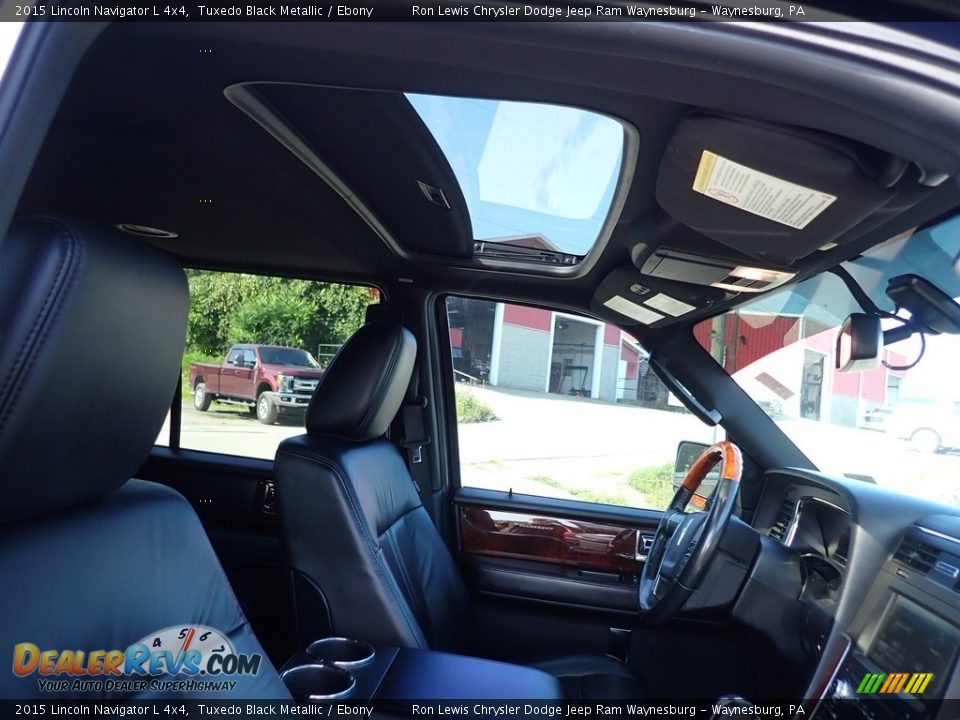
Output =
[
  {"x1": 0, "y1": 216, "x2": 187, "y2": 523},
  {"x1": 306, "y1": 321, "x2": 416, "y2": 441}
]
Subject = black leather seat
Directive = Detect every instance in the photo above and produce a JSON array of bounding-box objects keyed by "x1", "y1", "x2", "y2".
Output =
[
  {"x1": 275, "y1": 321, "x2": 644, "y2": 699},
  {"x1": 0, "y1": 216, "x2": 288, "y2": 699}
]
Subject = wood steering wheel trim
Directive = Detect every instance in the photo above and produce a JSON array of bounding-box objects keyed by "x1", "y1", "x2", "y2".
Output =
[
  {"x1": 638, "y1": 441, "x2": 743, "y2": 622},
  {"x1": 680, "y1": 440, "x2": 743, "y2": 494}
]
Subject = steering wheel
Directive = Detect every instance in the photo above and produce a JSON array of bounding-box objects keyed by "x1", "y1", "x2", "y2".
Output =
[{"x1": 638, "y1": 441, "x2": 742, "y2": 623}]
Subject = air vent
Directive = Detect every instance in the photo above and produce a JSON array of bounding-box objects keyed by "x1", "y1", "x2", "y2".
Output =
[
  {"x1": 768, "y1": 498, "x2": 795, "y2": 542},
  {"x1": 894, "y1": 534, "x2": 941, "y2": 573},
  {"x1": 835, "y1": 530, "x2": 850, "y2": 565}
]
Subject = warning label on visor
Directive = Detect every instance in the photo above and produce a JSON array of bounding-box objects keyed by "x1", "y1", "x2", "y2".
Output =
[{"x1": 692, "y1": 150, "x2": 836, "y2": 229}]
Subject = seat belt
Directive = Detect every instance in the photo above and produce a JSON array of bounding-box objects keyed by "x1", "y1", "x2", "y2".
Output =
[{"x1": 398, "y1": 366, "x2": 433, "y2": 498}]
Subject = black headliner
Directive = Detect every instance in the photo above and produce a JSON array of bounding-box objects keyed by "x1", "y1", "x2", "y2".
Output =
[{"x1": 16, "y1": 21, "x2": 960, "y2": 332}]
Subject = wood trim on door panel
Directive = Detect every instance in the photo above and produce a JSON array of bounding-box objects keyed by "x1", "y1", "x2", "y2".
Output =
[{"x1": 459, "y1": 506, "x2": 651, "y2": 574}]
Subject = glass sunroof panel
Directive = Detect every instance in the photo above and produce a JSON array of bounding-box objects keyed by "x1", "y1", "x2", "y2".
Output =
[{"x1": 407, "y1": 93, "x2": 625, "y2": 257}]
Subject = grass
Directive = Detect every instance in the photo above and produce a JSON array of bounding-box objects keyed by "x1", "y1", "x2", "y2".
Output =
[
  {"x1": 568, "y1": 488, "x2": 630, "y2": 506},
  {"x1": 627, "y1": 462, "x2": 675, "y2": 508},
  {"x1": 529, "y1": 475, "x2": 563, "y2": 488},
  {"x1": 527, "y1": 474, "x2": 628, "y2": 507},
  {"x1": 456, "y1": 389, "x2": 498, "y2": 424}
]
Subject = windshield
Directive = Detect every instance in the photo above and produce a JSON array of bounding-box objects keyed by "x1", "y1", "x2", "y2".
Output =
[
  {"x1": 695, "y1": 214, "x2": 960, "y2": 506},
  {"x1": 258, "y1": 347, "x2": 320, "y2": 368},
  {"x1": 406, "y1": 93, "x2": 625, "y2": 256}
]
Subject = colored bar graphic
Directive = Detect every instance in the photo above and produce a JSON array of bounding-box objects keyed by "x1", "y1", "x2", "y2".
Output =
[
  {"x1": 879, "y1": 674, "x2": 896, "y2": 693},
  {"x1": 858, "y1": 672, "x2": 933, "y2": 694},
  {"x1": 869, "y1": 673, "x2": 886, "y2": 693},
  {"x1": 893, "y1": 673, "x2": 909, "y2": 693},
  {"x1": 857, "y1": 673, "x2": 886, "y2": 694}
]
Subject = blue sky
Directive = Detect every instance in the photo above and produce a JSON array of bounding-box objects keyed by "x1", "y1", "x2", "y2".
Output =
[
  {"x1": 407, "y1": 93, "x2": 624, "y2": 256},
  {"x1": 0, "y1": 23, "x2": 22, "y2": 84}
]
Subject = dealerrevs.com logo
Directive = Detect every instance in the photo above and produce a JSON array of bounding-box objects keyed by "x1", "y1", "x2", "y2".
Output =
[{"x1": 12, "y1": 625, "x2": 261, "y2": 693}]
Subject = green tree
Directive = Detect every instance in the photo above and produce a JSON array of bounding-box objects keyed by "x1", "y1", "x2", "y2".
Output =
[
  {"x1": 316, "y1": 283, "x2": 379, "y2": 344},
  {"x1": 185, "y1": 270, "x2": 373, "y2": 356}
]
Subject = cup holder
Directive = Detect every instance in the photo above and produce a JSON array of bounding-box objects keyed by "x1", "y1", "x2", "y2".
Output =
[
  {"x1": 307, "y1": 637, "x2": 376, "y2": 668},
  {"x1": 281, "y1": 663, "x2": 356, "y2": 700}
]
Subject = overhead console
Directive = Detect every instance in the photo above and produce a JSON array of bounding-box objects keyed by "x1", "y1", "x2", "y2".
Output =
[
  {"x1": 601, "y1": 113, "x2": 951, "y2": 330},
  {"x1": 638, "y1": 245, "x2": 795, "y2": 294}
]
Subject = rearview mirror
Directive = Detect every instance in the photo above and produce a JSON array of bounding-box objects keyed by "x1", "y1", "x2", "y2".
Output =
[
  {"x1": 836, "y1": 313, "x2": 882, "y2": 373},
  {"x1": 886, "y1": 274, "x2": 960, "y2": 334}
]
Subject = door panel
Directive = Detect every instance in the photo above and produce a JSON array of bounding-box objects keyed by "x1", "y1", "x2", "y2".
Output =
[
  {"x1": 137, "y1": 448, "x2": 295, "y2": 666},
  {"x1": 452, "y1": 492, "x2": 760, "y2": 699},
  {"x1": 455, "y1": 488, "x2": 660, "y2": 613},
  {"x1": 454, "y1": 489, "x2": 664, "y2": 664},
  {"x1": 460, "y1": 506, "x2": 651, "y2": 574},
  {"x1": 465, "y1": 557, "x2": 639, "y2": 612}
]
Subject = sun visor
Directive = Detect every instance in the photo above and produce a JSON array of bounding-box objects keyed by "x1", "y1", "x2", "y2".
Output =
[{"x1": 656, "y1": 115, "x2": 900, "y2": 265}]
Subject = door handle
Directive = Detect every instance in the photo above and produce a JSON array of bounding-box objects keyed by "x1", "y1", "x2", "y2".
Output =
[
  {"x1": 636, "y1": 532, "x2": 656, "y2": 562},
  {"x1": 613, "y1": 529, "x2": 656, "y2": 564}
]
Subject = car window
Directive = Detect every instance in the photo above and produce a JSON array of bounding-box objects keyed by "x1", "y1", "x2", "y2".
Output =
[
  {"x1": 693, "y1": 215, "x2": 960, "y2": 506},
  {"x1": 0, "y1": 23, "x2": 22, "y2": 89},
  {"x1": 155, "y1": 270, "x2": 379, "y2": 459},
  {"x1": 445, "y1": 296, "x2": 719, "y2": 510}
]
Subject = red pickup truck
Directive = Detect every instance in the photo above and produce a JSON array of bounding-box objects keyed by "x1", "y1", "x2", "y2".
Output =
[{"x1": 188, "y1": 344, "x2": 325, "y2": 424}]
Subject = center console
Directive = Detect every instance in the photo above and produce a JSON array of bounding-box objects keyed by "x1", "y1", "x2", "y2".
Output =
[
  {"x1": 813, "y1": 521, "x2": 960, "y2": 720},
  {"x1": 279, "y1": 636, "x2": 564, "y2": 703}
]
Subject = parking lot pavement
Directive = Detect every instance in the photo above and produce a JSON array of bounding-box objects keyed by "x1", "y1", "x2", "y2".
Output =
[
  {"x1": 457, "y1": 386, "x2": 960, "y2": 507},
  {"x1": 157, "y1": 404, "x2": 304, "y2": 459}
]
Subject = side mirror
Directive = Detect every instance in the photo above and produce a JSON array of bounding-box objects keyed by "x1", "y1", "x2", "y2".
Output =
[
  {"x1": 836, "y1": 313, "x2": 882, "y2": 372},
  {"x1": 673, "y1": 441, "x2": 720, "y2": 505}
]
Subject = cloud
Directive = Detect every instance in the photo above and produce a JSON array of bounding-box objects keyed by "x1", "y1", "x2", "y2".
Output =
[{"x1": 478, "y1": 101, "x2": 622, "y2": 220}]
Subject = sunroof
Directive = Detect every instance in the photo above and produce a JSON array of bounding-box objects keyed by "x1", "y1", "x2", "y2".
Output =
[{"x1": 406, "y1": 93, "x2": 626, "y2": 257}]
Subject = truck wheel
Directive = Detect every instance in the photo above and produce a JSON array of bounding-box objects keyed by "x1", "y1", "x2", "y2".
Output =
[
  {"x1": 194, "y1": 383, "x2": 213, "y2": 412},
  {"x1": 257, "y1": 392, "x2": 278, "y2": 425},
  {"x1": 911, "y1": 428, "x2": 941, "y2": 454}
]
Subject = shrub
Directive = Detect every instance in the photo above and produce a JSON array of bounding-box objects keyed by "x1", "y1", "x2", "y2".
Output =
[
  {"x1": 185, "y1": 270, "x2": 374, "y2": 356},
  {"x1": 456, "y1": 390, "x2": 498, "y2": 424},
  {"x1": 181, "y1": 350, "x2": 221, "y2": 388},
  {"x1": 627, "y1": 462, "x2": 675, "y2": 509}
]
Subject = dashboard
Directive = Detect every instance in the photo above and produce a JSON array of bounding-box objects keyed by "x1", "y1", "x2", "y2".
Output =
[
  {"x1": 785, "y1": 497, "x2": 851, "y2": 567},
  {"x1": 748, "y1": 470, "x2": 960, "y2": 719}
]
